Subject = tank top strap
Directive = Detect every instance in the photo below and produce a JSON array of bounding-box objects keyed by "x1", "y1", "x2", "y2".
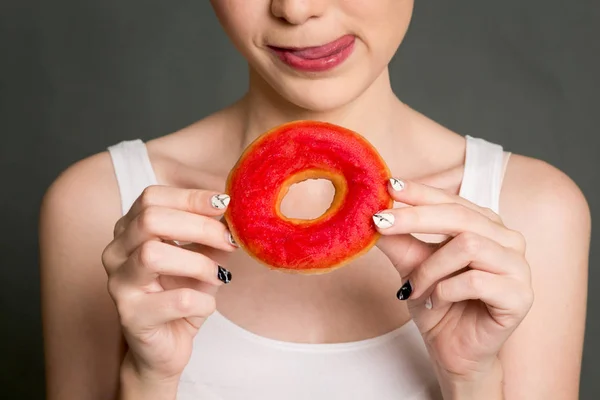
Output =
[
  {"x1": 105, "y1": 136, "x2": 509, "y2": 215},
  {"x1": 458, "y1": 135, "x2": 511, "y2": 213},
  {"x1": 107, "y1": 139, "x2": 158, "y2": 215}
]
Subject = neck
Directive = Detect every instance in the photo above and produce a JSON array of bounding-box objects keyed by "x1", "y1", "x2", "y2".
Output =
[{"x1": 237, "y1": 67, "x2": 409, "y2": 150}]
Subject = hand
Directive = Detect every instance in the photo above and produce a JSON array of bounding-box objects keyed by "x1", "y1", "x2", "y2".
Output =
[
  {"x1": 374, "y1": 178, "x2": 534, "y2": 386},
  {"x1": 101, "y1": 186, "x2": 237, "y2": 386}
]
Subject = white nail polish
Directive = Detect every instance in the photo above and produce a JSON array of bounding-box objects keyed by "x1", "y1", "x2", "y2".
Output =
[
  {"x1": 211, "y1": 194, "x2": 230, "y2": 209},
  {"x1": 425, "y1": 296, "x2": 433, "y2": 310},
  {"x1": 172, "y1": 240, "x2": 192, "y2": 246},
  {"x1": 390, "y1": 178, "x2": 405, "y2": 191},
  {"x1": 373, "y1": 213, "x2": 395, "y2": 229},
  {"x1": 228, "y1": 232, "x2": 238, "y2": 247}
]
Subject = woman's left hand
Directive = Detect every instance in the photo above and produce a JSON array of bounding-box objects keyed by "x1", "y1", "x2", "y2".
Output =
[{"x1": 373, "y1": 178, "x2": 534, "y2": 392}]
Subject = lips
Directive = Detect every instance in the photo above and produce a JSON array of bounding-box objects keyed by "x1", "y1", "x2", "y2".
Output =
[
  {"x1": 268, "y1": 34, "x2": 356, "y2": 72},
  {"x1": 270, "y1": 34, "x2": 355, "y2": 60}
]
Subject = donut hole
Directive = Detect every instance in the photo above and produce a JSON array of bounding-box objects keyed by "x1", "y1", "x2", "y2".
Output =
[{"x1": 279, "y1": 178, "x2": 335, "y2": 220}]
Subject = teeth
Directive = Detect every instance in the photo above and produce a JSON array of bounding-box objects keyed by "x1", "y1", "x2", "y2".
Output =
[
  {"x1": 373, "y1": 213, "x2": 395, "y2": 229},
  {"x1": 211, "y1": 194, "x2": 230, "y2": 209},
  {"x1": 390, "y1": 178, "x2": 405, "y2": 191}
]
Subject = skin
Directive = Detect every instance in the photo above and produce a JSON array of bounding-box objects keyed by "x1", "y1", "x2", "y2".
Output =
[{"x1": 39, "y1": 1, "x2": 590, "y2": 399}]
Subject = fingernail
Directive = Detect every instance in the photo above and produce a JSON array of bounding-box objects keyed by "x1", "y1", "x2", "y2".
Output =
[
  {"x1": 211, "y1": 194, "x2": 230, "y2": 209},
  {"x1": 389, "y1": 178, "x2": 405, "y2": 191},
  {"x1": 172, "y1": 240, "x2": 192, "y2": 246},
  {"x1": 217, "y1": 266, "x2": 232, "y2": 284},
  {"x1": 425, "y1": 296, "x2": 433, "y2": 310},
  {"x1": 373, "y1": 213, "x2": 395, "y2": 229},
  {"x1": 227, "y1": 231, "x2": 239, "y2": 247},
  {"x1": 396, "y1": 280, "x2": 413, "y2": 300}
]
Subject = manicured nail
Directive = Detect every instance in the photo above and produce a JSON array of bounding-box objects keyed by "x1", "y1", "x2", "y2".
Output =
[
  {"x1": 373, "y1": 213, "x2": 395, "y2": 229},
  {"x1": 217, "y1": 266, "x2": 232, "y2": 284},
  {"x1": 211, "y1": 194, "x2": 230, "y2": 209},
  {"x1": 396, "y1": 280, "x2": 412, "y2": 300},
  {"x1": 425, "y1": 296, "x2": 433, "y2": 310},
  {"x1": 389, "y1": 178, "x2": 405, "y2": 191},
  {"x1": 227, "y1": 231, "x2": 238, "y2": 247}
]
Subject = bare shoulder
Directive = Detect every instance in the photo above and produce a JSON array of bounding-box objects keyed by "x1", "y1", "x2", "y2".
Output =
[
  {"x1": 41, "y1": 150, "x2": 121, "y2": 230},
  {"x1": 40, "y1": 151, "x2": 124, "y2": 400},
  {"x1": 40, "y1": 150, "x2": 124, "y2": 276},
  {"x1": 500, "y1": 154, "x2": 591, "y2": 240},
  {"x1": 494, "y1": 152, "x2": 590, "y2": 398},
  {"x1": 40, "y1": 148, "x2": 125, "y2": 261}
]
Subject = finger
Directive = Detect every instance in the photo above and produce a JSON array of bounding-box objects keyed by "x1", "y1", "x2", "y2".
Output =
[
  {"x1": 115, "y1": 186, "x2": 230, "y2": 236},
  {"x1": 102, "y1": 243, "x2": 123, "y2": 275},
  {"x1": 387, "y1": 178, "x2": 502, "y2": 223},
  {"x1": 125, "y1": 288, "x2": 217, "y2": 330},
  {"x1": 373, "y1": 203, "x2": 524, "y2": 251},
  {"x1": 429, "y1": 270, "x2": 534, "y2": 322},
  {"x1": 401, "y1": 232, "x2": 526, "y2": 300},
  {"x1": 118, "y1": 206, "x2": 236, "y2": 257},
  {"x1": 376, "y1": 234, "x2": 436, "y2": 278},
  {"x1": 116, "y1": 240, "x2": 231, "y2": 288}
]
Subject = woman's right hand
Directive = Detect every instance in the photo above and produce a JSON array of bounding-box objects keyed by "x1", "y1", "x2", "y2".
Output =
[{"x1": 101, "y1": 186, "x2": 237, "y2": 392}]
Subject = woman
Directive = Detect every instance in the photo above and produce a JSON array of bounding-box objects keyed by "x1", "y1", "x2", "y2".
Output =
[{"x1": 39, "y1": 1, "x2": 590, "y2": 399}]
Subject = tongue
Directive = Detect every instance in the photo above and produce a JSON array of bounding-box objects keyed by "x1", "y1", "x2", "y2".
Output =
[
  {"x1": 289, "y1": 35, "x2": 354, "y2": 60},
  {"x1": 291, "y1": 47, "x2": 337, "y2": 60}
]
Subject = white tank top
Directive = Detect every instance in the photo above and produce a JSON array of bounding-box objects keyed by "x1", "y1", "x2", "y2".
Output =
[{"x1": 108, "y1": 135, "x2": 510, "y2": 400}]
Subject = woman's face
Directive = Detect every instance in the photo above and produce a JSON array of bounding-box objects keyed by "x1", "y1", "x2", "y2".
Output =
[{"x1": 210, "y1": 0, "x2": 414, "y2": 112}]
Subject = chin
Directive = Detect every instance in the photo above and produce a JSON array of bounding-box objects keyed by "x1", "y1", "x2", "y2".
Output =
[
  {"x1": 283, "y1": 83, "x2": 363, "y2": 112},
  {"x1": 261, "y1": 69, "x2": 379, "y2": 113}
]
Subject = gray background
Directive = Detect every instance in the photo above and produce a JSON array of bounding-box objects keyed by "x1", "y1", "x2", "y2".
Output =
[{"x1": 1, "y1": 0, "x2": 598, "y2": 398}]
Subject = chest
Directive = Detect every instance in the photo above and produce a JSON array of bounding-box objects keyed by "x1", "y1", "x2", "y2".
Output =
[{"x1": 213, "y1": 243, "x2": 413, "y2": 344}]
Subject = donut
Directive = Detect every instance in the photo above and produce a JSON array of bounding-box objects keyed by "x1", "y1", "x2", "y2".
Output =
[{"x1": 224, "y1": 120, "x2": 393, "y2": 274}]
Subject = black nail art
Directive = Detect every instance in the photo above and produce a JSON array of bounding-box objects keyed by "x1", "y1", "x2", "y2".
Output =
[
  {"x1": 396, "y1": 280, "x2": 412, "y2": 300},
  {"x1": 217, "y1": 266, "x2": 232, "y2": 284}
]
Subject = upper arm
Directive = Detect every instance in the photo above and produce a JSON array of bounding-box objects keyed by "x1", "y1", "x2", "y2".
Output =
[
  {"x1": 498, "y1": 155, "x2": 591, "y2": 399},
  {"x1": 40, "y1": 152, "x2": 125, "y2": 400}
]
